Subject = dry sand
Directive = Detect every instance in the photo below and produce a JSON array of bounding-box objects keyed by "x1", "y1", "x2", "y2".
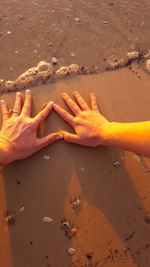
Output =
[{"x1": 1, "y1": 0, "x2": 150, "y2": 266}]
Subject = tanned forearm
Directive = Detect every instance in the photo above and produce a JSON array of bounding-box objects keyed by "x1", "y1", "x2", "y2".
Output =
[{"x1": 104, "y1": 121, "x2": 150, "y2": 157}]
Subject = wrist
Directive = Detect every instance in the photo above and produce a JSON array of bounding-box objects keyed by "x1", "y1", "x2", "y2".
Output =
[
  {"x1": 0, "y1": 139, "x2": 13, "y2": 165},
  {"x1": 100, "y1": 122, "x2": 116, "y2": 146}
]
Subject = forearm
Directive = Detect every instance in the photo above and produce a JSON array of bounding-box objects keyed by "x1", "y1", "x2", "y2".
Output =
[{"x1": 104, "y1": 121, "x2": 150, "y2": 157}]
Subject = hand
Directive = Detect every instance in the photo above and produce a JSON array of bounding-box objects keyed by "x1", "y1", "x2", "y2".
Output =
[
  {"x1": 0, "y1": 90, "x2": 63, "y2": 164},
  {"x1": 53, "y1": 91, "x2": 110, "y2": 147}
]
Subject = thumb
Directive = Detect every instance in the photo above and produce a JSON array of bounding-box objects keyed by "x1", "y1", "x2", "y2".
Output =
[
  {"x1": 36, "y1": 132, "x2": 63, "y2": 150},
  {"x1": 62, "y1": 131, "x2": 81, "y2": 144}
]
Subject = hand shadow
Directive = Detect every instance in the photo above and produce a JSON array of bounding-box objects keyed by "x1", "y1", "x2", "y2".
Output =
[{"x1": 66, "y1": 143, "x2": 150, "y2": 267}]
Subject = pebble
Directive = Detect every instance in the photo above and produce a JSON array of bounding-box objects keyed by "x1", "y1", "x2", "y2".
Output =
[
  {"x1": 113, "y1": 161, "x2": 120, "y2": 167},
  {"x1": 19, "y1": 206, "x2": 25, "y2": 212},
  {"x1": 71, "y1": 197, "x2": 80, "y2": 209},
  {"x1": 67, "y1": 248, "x2": 76, "y2": 256},
  {"x1": 48, "y1": 42, "x2": 53, "y2": 47},
  {"x1": 15, "y1": 50, "x2": 19, "y2": 54},
  {"x1": 74, "y1": 17, "x2": 80, "y2": 22},
  {"x1": 43, "y1": 155, "x2": 50, "y2": 160},
  {"x1": 4, "y1": 215, "x2": 15, "y2": 225},
  {"x1": 70, "y1": 227, "x2": 77, "y2": 236},
  {"x1": 7, "y1": 31, "x2": 11, "y2": 34},
  {"x1": 0, "y1": 79, "x2": 4, "y2": 86},
  {"x1": 61, "y1": 219, "x2": 70, "y2": 230},
  {"x1": 70, "y1": 52, "x2": 75, "y2": 57},
  {"x1": 51, "y1": 57, "x2": 58, "y2": 65},
  {"x1": 43, "y1": 217, "x2": 53, "y2": 223}
]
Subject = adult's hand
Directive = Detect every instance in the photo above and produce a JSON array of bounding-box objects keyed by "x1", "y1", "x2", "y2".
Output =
[
  {"x1": 53, "y1": 91, "x2": 110, "y2": 147},
  {"x1": 0, "y1": 90, "x2": 63, "y2": 164}
]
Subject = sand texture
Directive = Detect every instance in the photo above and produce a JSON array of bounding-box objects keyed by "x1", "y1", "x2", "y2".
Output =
[
  {"x1": 1, "y1": 0, "x2": 150, "y2": 266},
  {"x1": 0, "y1": 66, "x2": 150, "y2": 267}
]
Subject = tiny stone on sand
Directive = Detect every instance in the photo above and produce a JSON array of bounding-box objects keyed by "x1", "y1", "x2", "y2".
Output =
[
  {"x1": 43, "y1": 217, "x2": 53, "y2": 223},
  {"x1": 67, "y1": 248, "x2": 76, "y2": 256}
]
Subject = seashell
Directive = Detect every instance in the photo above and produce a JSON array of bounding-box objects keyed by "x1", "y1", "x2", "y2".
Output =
[
  {"x1": 43, "y1": 155, "x2": 50, "y2": 160},
  {"x1": 51, "y1": 57, "x2": 58, "y2": 65},
  {"x1": 4, "y1": 215, "x2": 15, "y2": 225},
  {"x1": 60, "y1": 219, "x2": 70, "y2": 230},
  {"x1": 43, "y1": 217, "x2": 53, "y2": 223},
  {"x1": 67, "y1": 248, "x2": 76, "y2": 256},
  {"x1": 113, "y1": 161, "x2": 120, "y2": 167},
  {"x1": 19, "y1": 206, "x2": 25, "y2": 212},
  {"x1": 74, "y1": 17, "x2": 80, "y2": 22},
  {"x1": 71, "y1": 196, "x2": 80, "y2": 209}
]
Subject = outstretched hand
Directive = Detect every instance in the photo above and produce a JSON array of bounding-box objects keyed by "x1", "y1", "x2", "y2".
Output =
[
  {"x1": 53, "y1": 91, "x2": 110, "y2": 147},
  {"x1": 0, "y1": 90, "x2": 63, "y2": 164}
]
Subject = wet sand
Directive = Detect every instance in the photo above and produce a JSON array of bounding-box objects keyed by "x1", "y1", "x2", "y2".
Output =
[
  {"x1": 1, "y1": 0, "x2": 150, "y2": 267},
  {"x1": 0, "y1": 66, "x2": 150, "y2": 267},
  {"x1": 1, "y1": 0, "x2": 150, "y2": 81}
]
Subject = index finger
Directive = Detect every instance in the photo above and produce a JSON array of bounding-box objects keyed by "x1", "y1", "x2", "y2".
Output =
[{"x1": 53, "y1": 103, "x2": 74, "y2": 126}]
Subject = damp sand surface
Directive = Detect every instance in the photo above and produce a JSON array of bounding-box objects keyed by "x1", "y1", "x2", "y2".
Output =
[
  {"x1": 1, "y1": 0, "x2": 150, "y2": 80},
  {"x1": 1, "y1": 0, "x2": 150, "y2": 266},
  {"x1": 1, "y1": 67, "x2": 150, "y2": 267}
]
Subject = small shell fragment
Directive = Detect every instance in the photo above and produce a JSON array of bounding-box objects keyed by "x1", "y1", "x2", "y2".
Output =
[
  {"x1": 71, "y1": 197, "x2": 80, "y2": 209},
  {"x1": 60, "y1": 219, "x2": 70, "y2": 230},
  {"x1": 19, "y1": 206, "x2": 25, "y2": 212},
  {"x1": 70, "y1": 227, "x2": 77, "y2": 236},
  {"x1": 74, "y1": 17, "x2": 80, "y2": 22},
  {"x1": 113, "y1": 161, "x2": 120, "y2": 168},
  {"x1": 51, "y1": 57, "x2": 58, "y2": 65},
  {"x1": 4, "y1": 215, "x2": 15, "y2": 225},
  {"x1": 43, "y1": 155, "x2": 50, "y2": 160},
  {"x1": 43, "y1": 217, "x2": 53, "y2": 223},
  {"x1": 70, "y1": 52, "x2": 75, "y2": 57},
  {"x1": 67, "y1": 248, "x2": 76, "y2": 256}
]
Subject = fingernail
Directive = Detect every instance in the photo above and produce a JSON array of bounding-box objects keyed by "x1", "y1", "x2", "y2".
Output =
[
  {"x1": 56, "y1": 134, "x2": 63, "y2": 140},
  {"x1": 0, "y1": 100, "x2": 4, "y2": 105},
  {"x1": 26, "y1": 89, "x2": 31, "y2": 95},
  {"x1": 17, "y1": 92, "x2": 21, "y2": 97},
  {"x1": 62, "y1": 93, "x2": 66, "y2": 97},
  {"x1": 49, "y1": 101, "x2": 54, "y2": 105}
]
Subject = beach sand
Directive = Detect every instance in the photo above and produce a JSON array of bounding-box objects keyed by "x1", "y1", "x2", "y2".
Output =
[
  {"x1": 1, "y1": 0, "x2": 150, "y2": 266},
  {"x1": 1, "y1": 66, "x2": 150, "y2": 267}
]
